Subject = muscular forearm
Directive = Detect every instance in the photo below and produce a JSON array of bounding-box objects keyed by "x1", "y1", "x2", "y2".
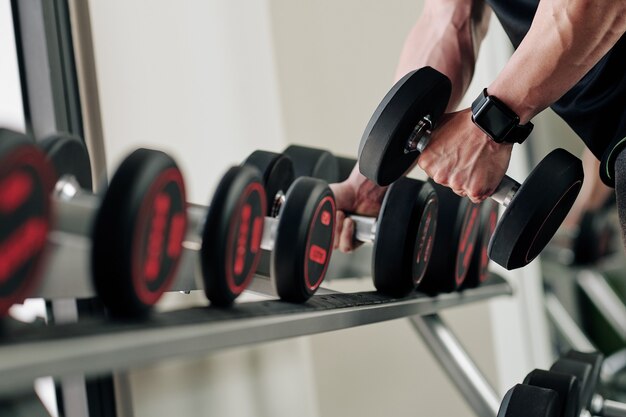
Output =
[
  {"x1": 489, "y1": 0, "x2": 626, "y2": 124},
  {"x1": 395, "y1": 0, "x2": 490, "y2": 110}
]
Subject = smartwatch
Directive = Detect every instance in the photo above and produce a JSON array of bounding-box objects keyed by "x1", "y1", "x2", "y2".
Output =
[{"x1": 471, "y1": 88, "x2": 533, "y2": 144}]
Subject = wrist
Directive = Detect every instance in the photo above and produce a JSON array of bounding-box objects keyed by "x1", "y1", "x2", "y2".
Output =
[{"x1": 471, "y1": 89, "x2": 534, "y2": 144}]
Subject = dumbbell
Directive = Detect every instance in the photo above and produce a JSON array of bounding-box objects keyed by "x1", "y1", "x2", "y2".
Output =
[
  {"x1": 418, "y1": 181, "x2": 481, "y2": 294},
  {"x1": 283, "y1": 145, "x2": 339, "y2": 182},
  {"x1": 245, "y1": 150, "x2": 438, "y2": 296},
  {"x1": 523, "y1": 369, "x2": 580, "y2": 417},
  {"x1": 0, "y1": 129, "x2": 55, "y2": 317},
  {"x1": 241, "y1": 151, "x2": 337, "y2": 300},
  {"x1": 550, "y1": 352, "x2": 626, "y2": 417},
  {"x1": 358, "y1": 66, "x2": 584, "y2": 270},
  {"x1": 461, "y1": 200, "x2": 499, "y2": 289},
  {"x1": 40, "y1": 133, "x2": 187, "y2": 317},
  {"x1": 572, "y1": 208, "x2": 616, "y2": 265},
  {"x1": 497, "y1": 383, "x2": 561, "y2": 417},
  {"x1": 180, "y1": 155, "x2": 334, "y2": 304},
  {"x1": 336, "y1": 156, "x2": 357, "y2": 182},
  {"x1": 283, "y1": 144, "x2": 357, "y2": 183}
]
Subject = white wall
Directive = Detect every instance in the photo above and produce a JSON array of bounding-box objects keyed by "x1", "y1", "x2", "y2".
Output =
[{"x1": 88, "y1": 0, "x2": 286, "y2": 204}]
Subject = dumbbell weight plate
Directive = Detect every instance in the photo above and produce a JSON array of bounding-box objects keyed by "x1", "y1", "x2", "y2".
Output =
[
  {"x1": 489, "y1": 149, "x2": 583, "y2": 269},
  {"x1": 462, "y1": 200, "x2": 499, "y2": 289},
  {"x1": 373, "y1": 178, "x2": 438, "y2": 296},
  {"x1": 0, "y1": 130, "x2": 55, "y2": 316},
  {"x1": 336, "y1": 156, "x2": 357, "y2": 182},
  {"x1": 243, "y1": 150, "x2": 294, "y2": 216},
  {"x1": 283, "y1": 145, "x2": 339, "y2": 183},
  {"x1": 523, "y1": 369, "x2": 580, "y2": 417},
  {"x1": 550, "y1": 358, "x2": 594, "y2": 412},
  {"x1": 497, "y1": 384, "x2": 561, "y2": 417},
  {"x1": 563, "y1": 350, "x2": 604, "y2": 410},
  {"x1": 273, "y1": 177, "x2": 336, "y2": 302},
  {"x1": 39, "y1": 134, "x2": 93, "y2": 191},
  {"x1": 201, "y1": 166, "x2": 266, "y2": 306},
  {"x1": 92, "y1": 149, "x2": 187, "y2": 317},
  {"x1": 419, "y1": 181, "x2": 480, "y2": 294},
  {"x1": 358, "y1": 67, "x2": 452, "y2": 186},
  {"x1": 573, "y1": 211, "x2": 614, "y2": 264}
]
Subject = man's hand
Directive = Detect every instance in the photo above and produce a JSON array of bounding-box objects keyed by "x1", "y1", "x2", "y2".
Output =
[
  {"x1": 329, "y1": 167, "x2": 387, "y2": 253},
  {"x1": 417, "y1": 108, "x2": 512, "y2": 203}
]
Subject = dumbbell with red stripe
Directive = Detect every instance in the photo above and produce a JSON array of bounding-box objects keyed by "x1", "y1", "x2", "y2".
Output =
[
  {"x1": 180, "y1": 162, "x2": 335, "y2": 305},
  {"x1": 244, "y1": 150, "x2": 439, "y2": 297},
  {"x1": 36, "y1": 131, "x2": 188, "y2": 318}
]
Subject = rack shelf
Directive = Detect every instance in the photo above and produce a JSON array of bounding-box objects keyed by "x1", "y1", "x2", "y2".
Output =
[{"x1": 0, "y1": 275, "x2": 511, "y2": 396}]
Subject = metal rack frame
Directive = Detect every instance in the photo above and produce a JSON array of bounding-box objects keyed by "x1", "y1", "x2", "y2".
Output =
[{"x1": 1, "y1": 275, "x2": 511, "y2": 417}]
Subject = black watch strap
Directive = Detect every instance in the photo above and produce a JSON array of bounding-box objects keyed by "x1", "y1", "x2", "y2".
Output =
[{"x1": 471, "y1": 89, "x2": 534, "y2": 144}]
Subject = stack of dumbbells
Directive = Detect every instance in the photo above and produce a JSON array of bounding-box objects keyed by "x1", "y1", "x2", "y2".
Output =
[
  {"x1": 498, "y1": 350, "x2": 626, "y2": 417},
  {"x1": 0, "y1": 66, "x2": 589, "y2": 319}
]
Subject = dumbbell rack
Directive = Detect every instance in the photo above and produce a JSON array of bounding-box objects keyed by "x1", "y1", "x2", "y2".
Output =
[{"x1": 1, "y1": 271, "x2": 511, "y2": 417}]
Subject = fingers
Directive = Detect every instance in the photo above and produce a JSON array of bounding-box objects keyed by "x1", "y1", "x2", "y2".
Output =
[
  {"x1": 333, "y1": 211, "x2": 359, "y2": 253},
  {"x1": 333, "y1": 210, "x2": 346, "y2": 249},
  {"x1": 339, "y1": 217, "x2": 356, "y2": 253}
]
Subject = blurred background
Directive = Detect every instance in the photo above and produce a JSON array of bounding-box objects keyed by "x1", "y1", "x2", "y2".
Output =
[{"x1": 2, "y1": 0, "x2": 623, "y2": 416}]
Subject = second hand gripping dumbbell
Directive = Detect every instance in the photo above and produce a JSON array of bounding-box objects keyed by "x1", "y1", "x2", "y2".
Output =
[
  {"x1": 40, "y1": 133, "x2": 188, "y2": 317},
  {"x1": 245, "y1": 150, "x2": 439, "y2": 296},
  {"x1": 358, "y1": 66, "x2": 584, "y2": 270}
]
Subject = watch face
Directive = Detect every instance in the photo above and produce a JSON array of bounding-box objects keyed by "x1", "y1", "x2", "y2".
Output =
[{"x1": 473, "y1": 97, "x2": 518, "y2": 141}]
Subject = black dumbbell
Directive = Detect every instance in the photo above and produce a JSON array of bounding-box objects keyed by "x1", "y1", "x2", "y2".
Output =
[
  {"x1": 573, "y1": 209, "x2": 616, "y2": 265},
  {"x1": 358, "y1": 66, "x2": 584, "y2": 270},
  {"x1": 197, "y1": 165, "x2": 267, "y2": 306},
  {"x1": 562, "y1": 351, "x2": 604, "y2": 410},
  {"x1": 245, "y1": 150, "x2": 439, "y2": 297},
  {"x1": 523, "y1": 369, "x2": 580, "y2": 417},
  {"x1": 283, "y1": 145, "x2": 339, "y2": 182},
  {"x1": 497, "y1": 384, "x2": 561, "y2": 417},
  {"x1": 40, "y1": 134, "x2": 188, "y2": 317},
  {"x1": 461, "y1": 200, "x2": 499, "y2": 289},
  {"x1": 0, "y1": 129, "x2": 55, "y2": 317},
  {"x1": 418, "y1": 181, "x2": 481, "y2": 294},
  {"x1": 242, "y1": 151, "x2": 336, "y2": 301},
  {"x1": 550, "y1": 358, "x2": 594, "y2": 412},
  {"x1": 336, "y1": 155, "x2": 357, "y2": 182}
]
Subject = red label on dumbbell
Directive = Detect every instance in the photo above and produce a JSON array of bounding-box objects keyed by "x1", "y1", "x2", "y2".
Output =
[
  {"x1": 413, "y1": 196, "x2": 438, "y2": 286},
  {"x1": 0, "y1": 145, "x2": 54, "y2": 316},
  {"x1": 455, "y1": 204, "x2": 481, "y2": 287},
  {"x1": 479, "y1": 204, "x2": 498, "y2": 283},
  {"x1": 225, "y1": 182, "x2": 265, "y2": 295},
  {"x1": 133, "y1": 168, "x2": 187, "y2": 305},
  {"x1": 304, "y1": 197, "x2": 335, "y2": 291}
]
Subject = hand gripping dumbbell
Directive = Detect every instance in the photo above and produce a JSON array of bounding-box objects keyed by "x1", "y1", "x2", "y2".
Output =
[
  {"x1": 358, "y1": 66, "x2": 584, "y2": 270},
  {"x1": 245, "y1": 150, "x2": 439, "y2": 296},
  {"x1": 277, "y1": 146, "x2": 476, "y2": 295},
  {"x1": 39, "y1": 133, "x2": 187, "y2": 317},
  {"x1": 0, "y1": 129, "x2": 55, "y2": 318}
]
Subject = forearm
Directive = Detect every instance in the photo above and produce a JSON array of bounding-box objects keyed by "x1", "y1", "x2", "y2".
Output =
[
  {"x1": 395, "y1": 0, "x2": 490, "y2": 110},
  {"x1": 489, "y1": 0, "x2": 626, "y2": 124}
]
